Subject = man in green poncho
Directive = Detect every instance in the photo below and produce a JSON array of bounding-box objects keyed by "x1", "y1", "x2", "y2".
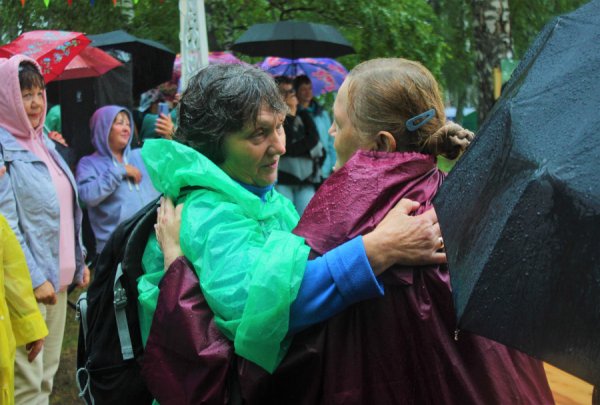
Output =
[{"x1": 138, "y1": 63, "x2": 447, "y2": 374}]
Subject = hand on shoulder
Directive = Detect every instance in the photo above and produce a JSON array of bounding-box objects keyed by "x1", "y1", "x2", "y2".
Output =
[
  {"x1": 155, "y1": 197, "x2": 184, "y2": 270},
  {"x1": 363, "y1": 199, "x2": 446, "y2": 275}
]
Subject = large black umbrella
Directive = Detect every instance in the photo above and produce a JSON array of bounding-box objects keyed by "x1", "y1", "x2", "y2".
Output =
[
  {"x1": 231, "y1": 21, "x2": 355, "y2": 59},
  {"x1": 88, "y1": 30, "x2": 175, "y2": 102},
  {"x1": 434, "y1": 0, "x2": 600, "y2": 385}
]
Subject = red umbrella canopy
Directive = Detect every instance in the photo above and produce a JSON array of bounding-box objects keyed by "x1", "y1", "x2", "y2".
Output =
[
  {"x1": 0, "y1": 30, "x2": 91, "y2": 82},
  {"x1": 54, "y1": 46, "x2": 122, "y2": 81}
]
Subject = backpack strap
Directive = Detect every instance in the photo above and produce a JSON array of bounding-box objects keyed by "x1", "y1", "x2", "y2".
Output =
[
  {"x1": 75, "y1": 291, "x2": 95, "y2": 404},
  {"x1": 76, "y1": 366, "x2": 95, "y2": 405},
  {"x1": 76, "y1": 292, "x2": 89, "y2": 348},
  {"x1": 114, "y1": 263, "x2": 134, "y2": 360}
]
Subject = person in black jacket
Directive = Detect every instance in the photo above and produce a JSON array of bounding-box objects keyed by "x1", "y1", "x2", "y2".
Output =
[{"x1": 274, "y1": 76, "x2": 324, "y2": 214}]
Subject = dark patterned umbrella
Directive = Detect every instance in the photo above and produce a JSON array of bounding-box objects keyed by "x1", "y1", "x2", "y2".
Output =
[{"x1": 434, "y1": 0, "x2": 600, "y2": 385}]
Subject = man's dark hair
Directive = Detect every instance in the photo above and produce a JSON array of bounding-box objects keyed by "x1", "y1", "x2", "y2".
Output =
[
  {"x1": 293, "y1": 75, "x2": 312, "y2": 92},
  {"x1": 274, "y1": 76, "x2": 294, "y2": 86}
]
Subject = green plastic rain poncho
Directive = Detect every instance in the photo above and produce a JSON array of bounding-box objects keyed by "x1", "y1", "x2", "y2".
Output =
[{"x1": 137, "y1": 139, "x2": 310, "y2": 373}]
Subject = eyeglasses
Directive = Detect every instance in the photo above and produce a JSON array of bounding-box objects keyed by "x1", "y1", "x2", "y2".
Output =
[{"x1": 281, "y1": 88, "x2": 295, "y2": 96}]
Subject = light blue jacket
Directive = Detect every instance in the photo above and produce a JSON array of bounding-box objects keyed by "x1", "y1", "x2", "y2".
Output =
[
  {"x1": 0, "y1": 127, "x2": 86, "y2": 290},
  {"x1": 76, "y1": 106, "x2": 159, "y2": 252},
  {"x1": 299, "y1": 100, "x2": 336, "y2": 179}
]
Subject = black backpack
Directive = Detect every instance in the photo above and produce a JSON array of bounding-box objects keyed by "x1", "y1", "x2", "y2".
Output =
[{"x1": 76, "y1": 195, "x2": 159, "y2": 404}]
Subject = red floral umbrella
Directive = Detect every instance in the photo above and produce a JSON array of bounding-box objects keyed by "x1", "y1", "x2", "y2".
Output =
[
  {"x1": 0, "y1": 30, "x2": 90, "y2": 82},
  {"x1": 54, "y1": 46, "x2": 122, "y2": 81}
]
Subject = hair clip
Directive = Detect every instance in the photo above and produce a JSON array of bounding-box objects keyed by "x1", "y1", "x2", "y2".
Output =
[{"x1": 405, "y1": 109, "x2": 436, "y2": 131}]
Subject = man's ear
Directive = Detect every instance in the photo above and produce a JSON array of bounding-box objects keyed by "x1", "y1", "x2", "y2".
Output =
[{"x1": 375, "y1": 131, "x2": 397, "y2": 152}]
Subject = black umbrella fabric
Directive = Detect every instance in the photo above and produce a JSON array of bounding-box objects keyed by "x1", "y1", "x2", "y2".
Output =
[
  {"x1": 434, "y1": 0, "x2": 600, "y2": 385},
  {"x1": 231, "y1": 21, "x2": 355, "y2": 59},
  {"x1": 89, "y1": 30, "x2": 175, "y2": 101}
]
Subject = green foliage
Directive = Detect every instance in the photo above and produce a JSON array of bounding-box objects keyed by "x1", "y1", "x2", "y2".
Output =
[
  {"x1": 510, "y1": 0, "x2": 589, "y2": 58},
  {"x1": 205, "y1": 0, "x2": 270, "y2": 51},
  {"x1": 432, "y1": 0, "x2": 477, "y2": 117},
  {"x1": 330, "y1": 0, "x2": 448, "y2": 78},
  {"x1": 129, "y1": 0, "x2": 180, "y2": 51},
  {"x1": 206, "y1": 0, "x2": 448, "y2": 77},
  {"x1": 1, "y1": 0, "x2": 448, "y2": 81},
  {"x1": 432, "y1": 0, "x2": 586, "y2": 118},
  {"x1": 0, "y1": 0, "x2": 588, "y2": 116},
  {"x1": 0, "y1": 0, "x2": 127, "y2": 44}
]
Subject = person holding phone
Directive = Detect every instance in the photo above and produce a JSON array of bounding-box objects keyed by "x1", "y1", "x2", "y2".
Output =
[
  {"x1": 139, "y1": 97, "x2": 176, "y2": 142},
  {"x1": 155, "y1": 102, "x2": 176, "y2": 140}
]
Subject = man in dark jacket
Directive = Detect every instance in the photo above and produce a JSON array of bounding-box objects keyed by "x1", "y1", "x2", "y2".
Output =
[{"x1": 275, "y1": 76, "x2": 324, "y2": 214}]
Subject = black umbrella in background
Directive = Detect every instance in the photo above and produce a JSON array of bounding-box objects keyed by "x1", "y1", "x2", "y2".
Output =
[
  {"x1": 434, "y1": 0, "x2": 600, "y2": 385},
  {"x1": 231, "y1": 21, "x2": 355, "y2": 59},
  {"x1": 88, "y1": 30, "x2": 175, "y2": 102}
]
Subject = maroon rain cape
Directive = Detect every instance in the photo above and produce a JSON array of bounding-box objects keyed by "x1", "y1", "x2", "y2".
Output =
[
  {"x1": 141, "y1": 257, "x2": 235, "y2": 405},
  {"x1": 143, "y1": 151, "x2": 553, "y2": 405},
  {"x1": 238, "y1": 151, "x2": 553, "y2": 405}
]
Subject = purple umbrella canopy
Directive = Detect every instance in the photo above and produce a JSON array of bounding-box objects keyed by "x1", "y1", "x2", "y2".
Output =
[{"x1": 258, "y1": 56, "x2": 348, "y2": 95}]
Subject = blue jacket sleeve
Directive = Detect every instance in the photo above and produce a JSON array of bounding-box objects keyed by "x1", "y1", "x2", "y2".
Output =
[
  {"x1": 76, "y1": 157, "x2": 126, "y2": 207},
  {"x1": 289, "y1": 236, "x2": 384, "y2": 334}
]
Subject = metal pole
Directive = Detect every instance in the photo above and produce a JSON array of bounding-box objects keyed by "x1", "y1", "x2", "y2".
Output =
[{"x1": 179, "y1": 0, "x2": 209, "y2": 91}]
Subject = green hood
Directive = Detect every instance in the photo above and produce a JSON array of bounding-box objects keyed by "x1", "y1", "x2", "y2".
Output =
[{"x1": 138, "y1": 139, "x2": 310, "y2": 373}]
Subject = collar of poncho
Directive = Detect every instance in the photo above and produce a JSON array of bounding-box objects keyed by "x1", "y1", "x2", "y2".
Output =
[
  {"x1": 294, "y1": 150, "x2": 443, "y2": 256},
  {"x1": 141, "y1": 139, "x2": 281, "y2": 216}
]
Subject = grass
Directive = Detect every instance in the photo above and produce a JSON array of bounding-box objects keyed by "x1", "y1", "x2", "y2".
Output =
[{"x1": 50, "y1": 286, "x2": 84, "y2": 404}]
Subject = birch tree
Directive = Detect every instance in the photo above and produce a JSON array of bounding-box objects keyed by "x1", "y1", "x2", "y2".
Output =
[{"x1": 471, "y1": 0, "x2": 512, "y2": 124}]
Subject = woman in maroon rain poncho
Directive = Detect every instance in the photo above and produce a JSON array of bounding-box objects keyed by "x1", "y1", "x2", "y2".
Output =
[{"x1": 148, "y1": 58, "x2": 554, "y2": 405}]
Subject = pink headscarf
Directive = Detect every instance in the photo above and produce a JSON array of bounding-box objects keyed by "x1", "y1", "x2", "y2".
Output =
[{"x1": 0, "y1": 54, "x2": 47, "y2": 145}]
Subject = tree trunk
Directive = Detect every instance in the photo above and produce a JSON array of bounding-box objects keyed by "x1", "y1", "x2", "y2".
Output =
[{"x1": 471, "y1": 0, "x2": 512, "y2": 125}]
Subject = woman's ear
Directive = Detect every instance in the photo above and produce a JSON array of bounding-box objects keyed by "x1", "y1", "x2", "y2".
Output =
[{"x1": 375, "y1": 131, "x2": 397, "y2": 152}]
